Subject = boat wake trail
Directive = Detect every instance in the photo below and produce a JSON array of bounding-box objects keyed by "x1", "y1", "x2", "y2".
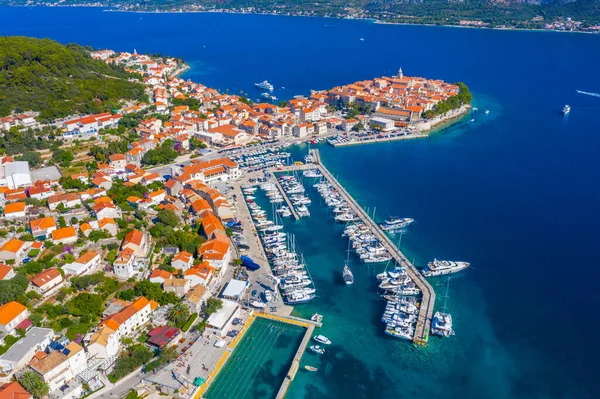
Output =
[{"x1": 576, "y1": 90, "x2": 600, "y2": 98}]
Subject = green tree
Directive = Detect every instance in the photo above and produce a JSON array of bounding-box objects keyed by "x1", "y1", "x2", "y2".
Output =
[
  {"x1": 17, "y1": 151, "x2": 43, "y2": 167},
  {"x1": 52, "y1": 149, "x2": 74, "y2": 167},
  {"x1": 59, "y1": 176, "x2": 89, "y2": 190},
  {"x1": 141, "y1": 140, "x2": 178, "y2": 166},
  {"x1": 0, "y1": 274, "x2": 29, "y2": 305},
  {"x1": 88, "y1": 229, "x2": 112, "y2": 243},
  {"x1": 157, "y1": 209, "x2": 179, "y2": 227},
  {"x1": 168, "y1": 302, "x2": 190, "y2": 327},
  {"x1": 18, "y1": 371, "x2": 49, "y2": 399},
  {"x1": 352, "y1": 121, "x2": 364, "y2": 132},
  {"x1": 189, "y1": 137, "x2": 207, "y2": 150},
  {"x1": 66, "y1": 293, "x2": 104, "y2": 316},
  {"x1": 204, "y1": 297, "x2": 223, "y2": 316}
]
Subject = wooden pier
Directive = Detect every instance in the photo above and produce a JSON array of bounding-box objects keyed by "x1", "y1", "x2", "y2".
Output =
[{"x1": 272, "y1": 150, "x2": 436, "y2": 345}]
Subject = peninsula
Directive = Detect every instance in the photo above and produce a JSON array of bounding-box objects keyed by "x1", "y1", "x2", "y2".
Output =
[{"x1": 0, "y1": 36, "x2": 468, "y2": 399}]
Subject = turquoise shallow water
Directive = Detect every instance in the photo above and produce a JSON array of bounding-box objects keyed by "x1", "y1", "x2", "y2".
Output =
[{"x1": 1, "y1": 7, "x2": 600, "y2": 398}]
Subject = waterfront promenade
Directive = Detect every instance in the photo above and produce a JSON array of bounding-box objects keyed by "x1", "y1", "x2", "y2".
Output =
[
  {"x1": 275, "y1": 150, "x2": 436, "y2": 345},
  {"x1": 331, "y1": 132, "x2": 425, "y2": 147}
]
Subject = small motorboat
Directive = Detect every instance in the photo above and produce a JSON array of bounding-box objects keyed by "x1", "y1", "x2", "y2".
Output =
[
  {"x1": 250, "y1": 300, "x2": 266, "y2": 309},
  {"x1": 304, "y1": 365, "x2": 318, "y2": 371},
  {"x1": 309, "y1": 345, "x2": 325, "y2": 355},
  {"x1": 313, "y1": 335, "x2": 331, "y2": 345},
  {"x1": 310, "y1": 313, "x2": 323, "y2": 323}
]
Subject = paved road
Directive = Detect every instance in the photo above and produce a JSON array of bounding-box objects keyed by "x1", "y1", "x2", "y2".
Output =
[{"x1": 86, "y1": 368, "x2": 143, "y2": 399}]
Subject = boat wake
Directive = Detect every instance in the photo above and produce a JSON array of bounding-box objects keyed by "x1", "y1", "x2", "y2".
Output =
[{"x1": 576, "y1": 90, "x2": 600, "y2": 98}]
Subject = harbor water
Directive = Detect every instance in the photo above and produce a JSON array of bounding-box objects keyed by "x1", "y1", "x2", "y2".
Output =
[{"x1": 1, "y1": 7, "x2": 600, "y2": 399}]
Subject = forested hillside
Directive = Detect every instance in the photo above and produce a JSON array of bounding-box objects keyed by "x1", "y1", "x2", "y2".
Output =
[
  {"x1": 0, "y1": 36, "x2": 148, "y2": 122},
  {"x1": 2, "y1": 0, "x2": 598, "y2": 26}
]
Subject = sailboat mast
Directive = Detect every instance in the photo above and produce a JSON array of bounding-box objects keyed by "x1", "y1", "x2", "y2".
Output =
[{"x1": 442, "y1": 277, "x2": 451, "y2": 312}]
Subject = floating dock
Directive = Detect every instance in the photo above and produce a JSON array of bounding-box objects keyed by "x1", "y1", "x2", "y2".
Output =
[{"x1": 272, "y1": 150, "x2": 436, "y2": 345}]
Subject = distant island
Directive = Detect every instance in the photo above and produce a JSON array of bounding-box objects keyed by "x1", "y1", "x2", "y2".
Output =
[{"x1": 2, "y1": 0, "x2": 600, "y2": 33}]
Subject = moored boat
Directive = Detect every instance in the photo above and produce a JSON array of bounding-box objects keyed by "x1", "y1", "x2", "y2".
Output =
[
  {"x1": 432, "y1": 311, "x2": 455, "y2": 337},
  {"x1": 313, "y1": 335, "x2": 331, "y2": 345},
  {"x1": 421, "y1": 258, "x2": 470, "y2": 277},
  {"x1": 310, "y1": 313, "x2": 323, "y2": 323},
  {"x1": 343, "y1": 265, "x2": 354, "y2": 285}
]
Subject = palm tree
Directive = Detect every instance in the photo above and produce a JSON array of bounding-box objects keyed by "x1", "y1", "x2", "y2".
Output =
[
  {"x1": 167, "y1": 302, "x2": 190, "y2": 327},
  {"x1": 19, "y1": 371, "x2": 49, "y2": 399}
]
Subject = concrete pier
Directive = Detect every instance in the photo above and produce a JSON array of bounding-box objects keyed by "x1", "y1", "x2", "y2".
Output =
[
  {"x1": 275, "y1": 324, "x2": 315, "y2": 399},
  {"x1": 273, "y1": 150, "x2": 436, "y2": 345},
  {"x1": 272, "y1": 176, "x2": 301, "y2": 220}
]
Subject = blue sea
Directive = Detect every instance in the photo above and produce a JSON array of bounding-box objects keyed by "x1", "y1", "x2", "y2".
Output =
[{"x1": 2, "y1": 7, "x2": 600, "y2": 399}]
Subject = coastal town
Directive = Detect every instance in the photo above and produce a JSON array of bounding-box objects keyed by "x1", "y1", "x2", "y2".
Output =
[{"x1": 0, "y1": 45, "x2": 468, "y2": 399}]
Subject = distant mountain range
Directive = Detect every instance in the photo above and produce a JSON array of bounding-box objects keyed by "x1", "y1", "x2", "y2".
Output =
[{"x1": 2, "y1": 1, "x2": 600, "y2": 28}]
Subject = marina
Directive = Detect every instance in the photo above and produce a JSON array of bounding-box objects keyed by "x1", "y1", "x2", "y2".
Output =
[
  {"x1": 271, "y1": 176, "x2": 300, "y2": 220},
  {"x1": 243, "y1": 182, "x2": 317, "y2": 306},
  {"x1": 269, "y1": 150, "x2": 436, "y2": 345}
]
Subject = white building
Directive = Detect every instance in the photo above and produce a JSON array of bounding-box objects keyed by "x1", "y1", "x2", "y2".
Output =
[
  {"x1": 221, "y1": 279, "x2": 249, "y2": 301},
  {"x1": 171, "y1": 251, "x2": 194, "y2": 271},
  {"x1": 0, "y1": 327, "x2": 54, "y2": 373},
  {"x1": 63, "y1": 251, "x2": 101, "y2": 276},
  {"x1": 98, "y1": 297, "x2": 158, "y2": 343},
  {"x1": 113, "y1": 248, "x2": 138, "y2": 279},
  {"x1": 30, "y1": 350, "x2": 73, "y2": 392},
  {"x1": 0, "y1": 301, "x2": 29, "y2": 334},
  {"x1": 31, "y1": 269, "x2": 64, "y2": 297},
  {"x1": 85, "y1": 326, "x2": 119, "y2": 360},
  {"x1": 370, "y1": 116, "x2": 395, "y2": 132},
  {"x1": 205, "y1": 299, "x2": 240, "y2": 337},
  {"x1": 0, "y1": 161, "x2": 32, "y2": 189}
]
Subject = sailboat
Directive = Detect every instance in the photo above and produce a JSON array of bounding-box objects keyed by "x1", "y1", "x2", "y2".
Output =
[
  {"x1": 431, "y1": 277, "x2": 455, "y2": 337},
  {"x1": 343, "y1": 240, "x2": 354, "y2": 285}
]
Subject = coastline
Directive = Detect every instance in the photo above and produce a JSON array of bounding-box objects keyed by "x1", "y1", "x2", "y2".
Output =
[
  {"x1": 171, "y1": 63, "x2": 190, "y2": 78},
  {"x1": 372, "y1": 20, "x2": 600, "y2": 36},
  {"x1": 5, "y1": 5, "x2": 598, "y2": 35},
  {"x1": 422, "y1": 104, "x2": 472, "y2": 134}
]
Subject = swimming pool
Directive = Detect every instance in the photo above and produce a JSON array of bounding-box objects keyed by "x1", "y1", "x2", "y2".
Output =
[{"x1": 205, "y1": 317, "x2": 306, "y2": 399}]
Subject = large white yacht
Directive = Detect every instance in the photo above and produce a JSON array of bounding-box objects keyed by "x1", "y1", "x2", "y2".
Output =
[
  {"x1": 255, "y1": 80, "x2": 274, "y2": 91},
  {"x1": 380, "y1": 217, "x2": 414, "y2": 231},
  {"x1": 421, "y1": 259, "x2": 470, "y2": 277}
]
